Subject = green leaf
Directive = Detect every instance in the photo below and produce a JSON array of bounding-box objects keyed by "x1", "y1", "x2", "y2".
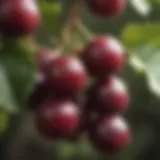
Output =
[
  {"x1": 0, "y1": 109, "x2": 9, "y2": 134},
  {"x1": 129, "y1": 44, "x2": 160, "y2": 97},
  {"x1": 74, "y1": 139, "x2": 98, "y2": 159},
  {"x1": 149, "y1": 0, "x2": 160, "y2": 5},
  {"x1": 39, "y1": 1, "x2": 62, "y2": 32},
  {"x1": 55, "y1": 141, "x2": 75, "y2": 160},
  {"x1": 35, "y1": 1, "x2": 62, "y2": 45},
  {"x1": 120, "y1": 23, "x2": 160, "y2": 47},
  {"x1": 0, "y1": 38, "x2": 36, "y2": 110},
  {"x1": 0, "y1": 66, "x2": 17, "y2": 112},
  {"x1": 130, "y1": 0, "x2": 151, "y2": 16}
]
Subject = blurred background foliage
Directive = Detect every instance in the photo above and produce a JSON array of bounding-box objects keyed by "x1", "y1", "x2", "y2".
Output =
[{"x1": 1, "y1": 0, "x2": 160, "y2": 160}]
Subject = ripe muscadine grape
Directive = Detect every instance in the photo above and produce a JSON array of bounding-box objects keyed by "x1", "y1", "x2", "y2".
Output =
[
  {"x1": 87, "y1": 0, "x2": 126, "y2": 18},
  {"x1": 0, "y1": 0, "x2": 40, "y2": 36},
  {"x1": 45, "y1": 55, "x2": 88, "y2": 96},
  {"x1": 81, "y1": 36, "x2": 125, "y2": 77},
  {"x1": 89, "y1": 115, "x2": 131, "y2": 153},
  {"x1": 87, "y1": 75, "x2": 129, "y2": 114},
  {"x1": 35, "y1": 99, "x2": 81, "y2": 139}
]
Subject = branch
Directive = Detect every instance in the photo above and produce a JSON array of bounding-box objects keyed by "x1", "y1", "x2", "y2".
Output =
[
  {"x1": 75, "y1": 20, "x2": 94, "y2": 41},
  {"x1": 57, "y1": 0, "x2": 83, "y2": 50},
  {"x1": 26, "y1": 35, "x2": 39, "y2": 53}
]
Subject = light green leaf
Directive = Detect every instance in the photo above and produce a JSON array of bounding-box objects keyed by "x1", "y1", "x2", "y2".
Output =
[
  {"x1": 0, "y1": 66, "x2": 17, "y2": 112},
  {"x1": 0, "y1": 109, "x2": 9, "y2": 134},
  {"x1": 130, "y1": 0, "x2": 151, "y2": 16},
  {"x1": 55, "y1": 141, "x2": 75, "y2": 159},
  {"x1": 39, "y1": 1, "x2": 62, "y2": 32},
  {"x1": 121, "y1": 23, "x2": 160, "y2": 47},
  {"x1": 129, "y1": 44, "x2": 160, "y2": 97},
  {"x1": 0, "y1": 38, "x2": 36, "y2": 110}
]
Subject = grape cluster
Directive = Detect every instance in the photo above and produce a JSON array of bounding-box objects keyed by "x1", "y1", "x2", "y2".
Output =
[
  {"x1": 30, "y1": 34, "x2": 131, "y2": 153},
  {"x1": 0, "y1": 0, "x2": 131, "y2": 154}
]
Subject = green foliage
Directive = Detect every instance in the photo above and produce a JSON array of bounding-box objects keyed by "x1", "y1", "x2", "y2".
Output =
[
  {"x1": 0, "y1": 38, "x2": 36, "y2": 111},
  {"x1": 0, "y1": 37, "x2": 35, "y2": 134},
  {"x1": 39, "y1": 0, "x2": 62, "y2": 32},
  {"x1": 129, "y1": 0, "x2": 160, "y2": 16},
  {"x1": 121, "y1": 23, "x2": 160, "y2": 47},
  {"x1": 129, "y1": 45, "x2": 160, "y2": 97},
  {"x1": 0, "y1": 110, "x2": 9, "y2": 134},
  {"x1": 0, "y1": 65, "x2": 17, "y2": 112},
  {"x1": 54, "y1": 139, "x2": 99, "y2": 160},
  {"x1": 120, "y1": 23, "x2": 160, "y2": 98},
  {"x1": 129, "y1": 0, "x2": 151, "y2": 16}
]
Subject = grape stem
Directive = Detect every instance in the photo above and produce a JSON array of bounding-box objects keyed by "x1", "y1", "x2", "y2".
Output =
[
  {"x1": 75, "y1": 20, "x2": 94, "y2": 41},
  {"x1": 57, "y1": 0, "x2": 81, "y2": 50},
  {"x1": 57, "y1": 0, "x2": 93, "y2": 52},
  {"x1": 26, "y1": 35, "x2": 39, "y2": 53}
]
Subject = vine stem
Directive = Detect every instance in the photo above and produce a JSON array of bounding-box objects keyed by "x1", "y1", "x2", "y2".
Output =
[
  {"x1": 26, "y1": 35, "x2": 39, "y2": 53},
  {"x1": 57, "y1": 0, "x2": 83, "y2": 51},
  {"x1": 75, "y1": 20, "x2": 95, "y2": 41}
]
